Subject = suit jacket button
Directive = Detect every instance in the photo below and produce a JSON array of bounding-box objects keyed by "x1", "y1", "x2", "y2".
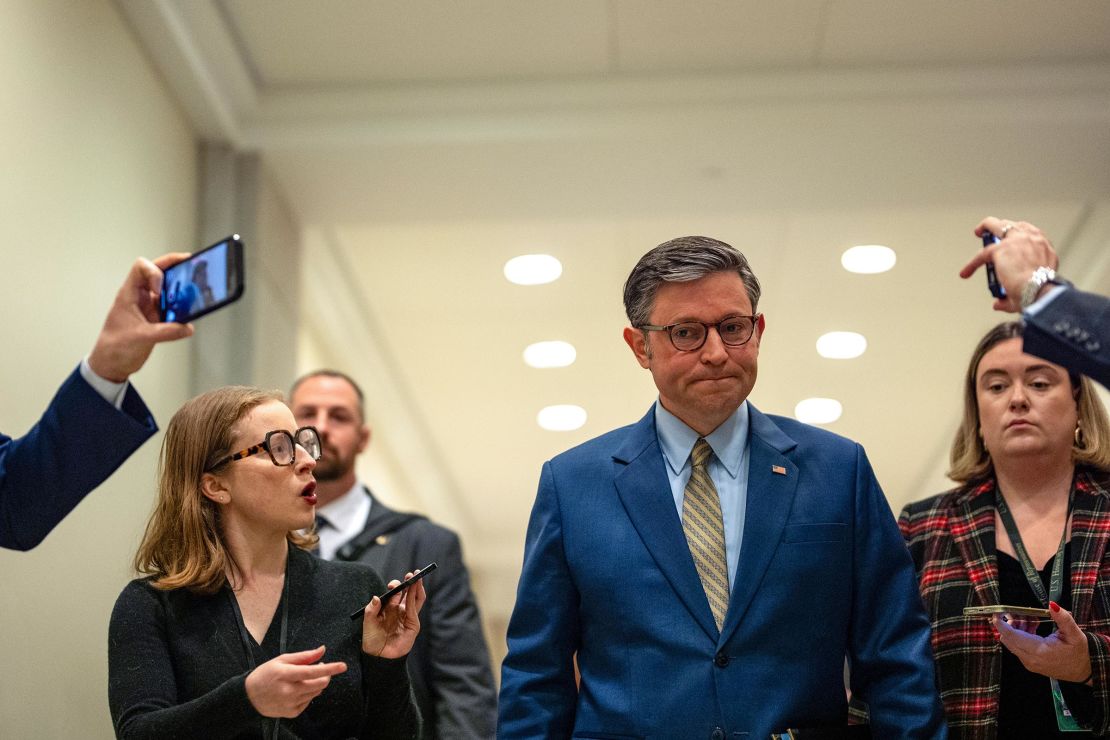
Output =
[
  {"x1": 714, "y1": 651, "x2": 730, "y2": 667},
  {"x1": 711, "y1": 729, "x2": 725, "y2": 740},
  {"x1": 1088, "y1": 341, "x2": 1101, "y2": 352},
  {"x1": 1054, "y1": 320, "x2": 1070, "y2": 333}
]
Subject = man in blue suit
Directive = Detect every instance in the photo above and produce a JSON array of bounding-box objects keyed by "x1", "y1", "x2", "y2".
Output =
[
  {"x1": 966, "y1": 217, "x2": 1109, "y2": 388},
  {"x1": 499, "y1": 236, "x2": 945, "y2": 739},
  {"x1": 1, "y1": 253, "x2": 194, "y2": 551}
]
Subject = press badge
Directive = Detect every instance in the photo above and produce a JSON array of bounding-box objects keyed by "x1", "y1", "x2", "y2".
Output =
[{"x1": 1052, "y1": 677, "x2": 1085, "y2": 732}]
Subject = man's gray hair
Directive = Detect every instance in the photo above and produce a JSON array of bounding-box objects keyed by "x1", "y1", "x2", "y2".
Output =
[{"x1": 622, "y1": 236, "x2": 762, "y2": 327}]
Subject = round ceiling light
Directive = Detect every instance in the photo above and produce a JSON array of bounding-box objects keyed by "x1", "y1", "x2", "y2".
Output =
[
  {"x1": 816, "y1": 331, "x2": 867, "y2": 359},
  {"x1": 504, "y1": 254, "x2": 563, "y2": 285},
  {"x1": 841, "y1": 245, "x2": 896, "y2": 274},
  {"x1": 523, "y1": 341, "x2": 577, "y2": 368},
  {"x1": 537, "y1": 404, "x2": 587, "y2": 431},
  {"x1": 794, "y1": 398, "x2": 843, "y2": 425}
]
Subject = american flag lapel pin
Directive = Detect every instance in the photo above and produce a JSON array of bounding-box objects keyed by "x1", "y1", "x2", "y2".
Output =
[{"x1": 771, "y1": 465, "x2": 787, "y2": 476}]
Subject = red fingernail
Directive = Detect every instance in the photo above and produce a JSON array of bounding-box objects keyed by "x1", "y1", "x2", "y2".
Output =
[{"x1": 1050, "y1": 601, "x2": 1061, "y2": 613}]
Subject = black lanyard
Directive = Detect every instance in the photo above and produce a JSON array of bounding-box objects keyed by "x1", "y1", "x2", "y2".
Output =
[
  {"x1": 227, "y1": 572, "x2": 291, "y2": 740},
  {"x1": 996, "y1": 486, "x2": 1074, "y2": 608}
]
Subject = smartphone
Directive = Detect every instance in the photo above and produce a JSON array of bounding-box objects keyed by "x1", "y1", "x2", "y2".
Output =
[
  {"x1": 349, "y1": 562, "x2": 438, "y2": 620},
  {"x1": 160, "y1": 235, "x2": 245, "y2": 323},
  {"x1": 981, "y1": 233, "x2": 1007, "y2": 299},
  {"x1": 963, "y1": 604, "x2": 1051, "y2": 618}
]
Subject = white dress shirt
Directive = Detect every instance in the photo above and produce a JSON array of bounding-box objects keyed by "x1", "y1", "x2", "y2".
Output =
[{"x1": 314, "y1": 480, "x2": 372, "y2": 560}]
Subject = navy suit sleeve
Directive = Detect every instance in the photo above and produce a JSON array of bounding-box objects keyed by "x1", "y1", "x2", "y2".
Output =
[
  {"x1": 846, "y1": 444, "x2": 946, "y2": 738},
  {"x1": 1024, "y1": 287, "x2": 1110, "y2": 388},
  {"x1": 498, "y1": 460, "x2": 580, "y2": 737},
  {"x1": 419, "y1": 527, "x2": 497, "y2": 738},
  {"x1": 0, "y1": 366, "x2": 156, "y2": 551}
]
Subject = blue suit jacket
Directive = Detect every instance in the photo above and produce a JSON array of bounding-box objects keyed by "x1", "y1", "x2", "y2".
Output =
[
  {"x1": 1025, "y1": 287, "x2": 1109, "y2": 388},
  {"x1": 0, "y1": 367, "x2": 156, "y2": 551},
  {"x1": 499, "y1": 404, "x2": 945, "y2": 739}
]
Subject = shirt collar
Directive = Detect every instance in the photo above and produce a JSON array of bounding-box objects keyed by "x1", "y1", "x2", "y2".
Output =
[
  {"x1": 654, "y1": 400, "x2": 749, "y2": 478},
  {"x1": 316, "y1": 479, "x2": 371, "y2": 525}
]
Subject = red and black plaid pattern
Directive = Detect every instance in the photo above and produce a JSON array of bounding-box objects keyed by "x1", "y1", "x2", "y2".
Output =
[{"x1": 900, "y1": 468, "x2": 1110, "y2": 739}]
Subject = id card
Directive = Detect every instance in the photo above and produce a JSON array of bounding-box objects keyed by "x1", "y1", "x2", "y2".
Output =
[{"x1": 1052, "y1": 677, "x2": 1086, "y2": 732}]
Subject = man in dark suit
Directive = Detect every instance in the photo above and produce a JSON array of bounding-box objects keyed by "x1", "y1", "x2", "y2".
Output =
[
  {"x1": 498, "y1": 236, "x2": 945, "y2": 738},
  {"x1": 1, "y1": 253, "x2": 195, "y2": 550},
  {"x1": 966, "y1": 216, "x2": 1108, "y2": 388},
  {"x1": 289, "y1": 370, "x2": 497, "y2": 739}
]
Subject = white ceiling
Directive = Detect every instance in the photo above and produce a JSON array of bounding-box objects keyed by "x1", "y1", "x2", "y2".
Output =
[{"x1": 118, "y1": 0, "x2": 1110, "y2": 624}]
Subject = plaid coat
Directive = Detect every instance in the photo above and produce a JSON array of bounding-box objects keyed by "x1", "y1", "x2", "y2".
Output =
[{"x1": 900, "y1": 468, "x2": 1110, "y2": 738}]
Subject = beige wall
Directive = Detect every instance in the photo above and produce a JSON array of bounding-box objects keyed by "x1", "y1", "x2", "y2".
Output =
[{"x1": 0, "y1": 1, "x2": 302, "y2": 736}]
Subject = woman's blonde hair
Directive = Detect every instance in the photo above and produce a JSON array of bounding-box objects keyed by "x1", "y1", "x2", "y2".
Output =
[
  {"x1": 134, "y1": 386, "x2": 317, "y2": 594},
  {"x1": 948, "y1": 321, "x2": 1110, "y2": 484}
]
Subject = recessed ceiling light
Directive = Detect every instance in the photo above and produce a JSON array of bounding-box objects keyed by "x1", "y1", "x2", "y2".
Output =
[
  {"x1": 504, "y1": 254, "x2": 562, "y2": 285},
  {"x1": 523, "y1": 341, "x2": 577, "y2": 368},
  {"x1": 794, "y1": 398, "x2": 842, "y2": 425},
  {"x1": 537, "y1": 404, "x2": 587, "y2": 431},
  {"x1": 816, "y1": 331, "x2": 867, "y2": 359},
  {"x1": 841, "y1": 245, "x2": 896, "y2": 274}
]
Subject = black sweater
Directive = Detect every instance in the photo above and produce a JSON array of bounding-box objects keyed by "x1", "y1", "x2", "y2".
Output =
[{"x1": 108, "y1": 545, "x2": 420, "y2": 739}]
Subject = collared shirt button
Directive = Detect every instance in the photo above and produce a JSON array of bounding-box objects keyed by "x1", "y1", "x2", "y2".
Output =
[{"x1": 714, "y1": 651, "x2": 730, "y2": 667}]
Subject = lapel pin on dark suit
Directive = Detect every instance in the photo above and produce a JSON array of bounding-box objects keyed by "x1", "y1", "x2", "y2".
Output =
[{"x1": 772, "y1": 465, "x2": 787, "y2": 475}]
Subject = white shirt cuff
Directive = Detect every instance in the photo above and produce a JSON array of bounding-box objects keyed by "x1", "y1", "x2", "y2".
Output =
[
  {"x1": 79, "y1": 356, "x2": 129, "y2": 410},
  {"x1": 1023, "y1": 284, "x2": 1067, "y2": 318}
]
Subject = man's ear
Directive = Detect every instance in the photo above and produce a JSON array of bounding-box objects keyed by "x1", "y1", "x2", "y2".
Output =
[
  {"x1": 623, "y1": 326, "x2": 652, "y2": 369},
  {"x1": 200, "y1": 472, "x2": 230, "y2": 505},
  {"x1": 357, "y1": 424, "x2": 371, "y2": 454},
  {"x1": 753, "y1": 313, "x2": 766, "y2": 346}
]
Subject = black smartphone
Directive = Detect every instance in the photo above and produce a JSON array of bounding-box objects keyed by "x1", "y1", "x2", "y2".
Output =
[
  {"x1": 160, "y1": 235, "x2": 245, "y2": 323},
  {"x1": 349, "y1": 563, "x2": 437, "y2": 620},
  {"x1": 981, "y1": 233, "x2": 1006, "y2": 299}
]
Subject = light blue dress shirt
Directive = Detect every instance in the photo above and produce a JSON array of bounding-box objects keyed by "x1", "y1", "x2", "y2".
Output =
[{"x1": 654, "y1": 400, "x2": 750, "y2": 592}]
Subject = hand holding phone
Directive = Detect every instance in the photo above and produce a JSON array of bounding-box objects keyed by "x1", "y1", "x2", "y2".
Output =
[
  {"x1": 981, "y1": 233, "x2": 1007, "y2": 299},
  {"x1": 160, "y1": 235, "x2": 245, "y2": 322},
  {"x1": 349, "y1": 563, "x2": 438, "y2": 620}
]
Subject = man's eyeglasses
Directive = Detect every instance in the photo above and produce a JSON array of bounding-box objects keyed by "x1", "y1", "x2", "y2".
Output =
[
  {"x1": 638, "y1": 314, "x2": 761, "y2": 352},
  {"x1": 206, "y1": 427, "x2": 322, "y2": 472}
]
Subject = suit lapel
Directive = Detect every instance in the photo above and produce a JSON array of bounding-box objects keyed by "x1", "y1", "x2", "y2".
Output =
[
  {"x1": 1068, "y1": 471, "x2": 1110, "y2": 622},
  {"x1": 949, "y1": 484, "x2": 1001, "y2": 608},
  {"x1": 613, "y1": 408, "x2": 720, "y2": 641},
  {"x1": 719, "y1": 408, "x2": 799, "y2": 644},
  {"x1": 361, "y1": 485, "x2": 392, "y2": 527}
]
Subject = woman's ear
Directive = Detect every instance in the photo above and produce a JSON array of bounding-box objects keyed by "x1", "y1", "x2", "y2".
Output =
[{"x1": 201, "y1": 471, "x2": 231, "y2": 505}]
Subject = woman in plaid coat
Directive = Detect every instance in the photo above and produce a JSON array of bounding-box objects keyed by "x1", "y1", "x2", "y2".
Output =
[{"x1": 901, "y1": 321, "x2": 1110, "y2": 738}]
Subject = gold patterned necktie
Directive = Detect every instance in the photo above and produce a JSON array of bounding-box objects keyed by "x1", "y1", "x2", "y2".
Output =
[{"x1": 683, "y1": 438, "x2": 729, "y2": 631}]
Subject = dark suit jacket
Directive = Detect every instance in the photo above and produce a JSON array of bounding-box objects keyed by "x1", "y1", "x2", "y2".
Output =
[
  {"x1": 0, "y1": 366, "x2": 156, "y2": 551},
  {"x1": 900, "y1": 470, "x2": 1110, "y2": 738},
  {"x1": 1025, "y1": 287, "x2": 1110, "y2": 388},
  {"x1": 333, "y1": 488, "x2": 496, "y2": 739},
  {"x1": 498, "y1": 404, "x2": 945, "y2": 739}
]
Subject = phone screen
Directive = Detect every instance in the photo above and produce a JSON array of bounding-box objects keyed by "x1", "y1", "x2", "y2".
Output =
[{"x1": 161, "y1": 235, "x2": 244, "y2": 323}]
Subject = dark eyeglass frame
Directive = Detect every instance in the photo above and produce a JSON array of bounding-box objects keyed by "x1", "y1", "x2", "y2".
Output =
[
  {"x1": 638, "y1": 314, "x2": 762, "y2": 352},
  {"x1": 205, "y1": 426, "x2": 322, "y2": 472}
]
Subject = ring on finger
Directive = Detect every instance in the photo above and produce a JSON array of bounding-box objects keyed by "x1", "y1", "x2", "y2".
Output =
[{"x1": 1000, "y1": 223, "x2": 1016, "y2": 238}]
